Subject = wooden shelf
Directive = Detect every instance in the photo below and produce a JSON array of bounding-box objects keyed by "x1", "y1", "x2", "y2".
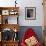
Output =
[
  {"x1": 0, "y1": 24, "x2": 19, "y2": 32},
  {"x1": 1, "y1": 40, "x2": 19, "y2": 46},
  {"x1": 0, "y1": 7, "x2": 19, "y2": 46},
  {"x1": 2, "y1": 40, "x2": 19, "y2": 42},
  {"x1": 0, "y1": 7, "x2": 19, "y2": 10}
]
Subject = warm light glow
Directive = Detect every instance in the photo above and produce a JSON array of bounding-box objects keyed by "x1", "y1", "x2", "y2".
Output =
[
  {"x1": 14, "y1": 29, "x2": 17, "y2": 32},
  {"x1": 11, "y1": 10, "x2": 14, "y2": 11},
  {"x1": 0, "y1": 15, "x2": 1, "y2": 20},
  {"x1": 0, "y1": 32, "x2": 1, "y2": 41},
  {"x1": 0, "y1": 15, "x2": 1, "y2": 24}
]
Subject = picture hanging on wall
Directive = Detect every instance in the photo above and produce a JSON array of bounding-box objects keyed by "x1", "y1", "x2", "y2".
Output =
[{"x1": 25, "y1": 7, "x2": 36, "y2": 20}]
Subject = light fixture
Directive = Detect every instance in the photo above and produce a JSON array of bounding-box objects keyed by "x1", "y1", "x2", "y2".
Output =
[{"x1": 15, "y1": 0, "x2": 17, "y2": 7}]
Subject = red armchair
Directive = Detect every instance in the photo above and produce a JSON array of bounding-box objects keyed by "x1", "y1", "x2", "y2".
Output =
[{"x1": 21, "y1": 28, "x2": 41, "y2": 46}]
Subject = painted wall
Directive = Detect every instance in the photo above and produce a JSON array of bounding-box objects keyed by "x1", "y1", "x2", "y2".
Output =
[{"x1": 0, "y1": 0, "x2": 44, "y2": 26}]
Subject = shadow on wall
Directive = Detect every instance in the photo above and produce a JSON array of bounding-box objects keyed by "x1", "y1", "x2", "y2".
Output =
[{"x1": 18, "y1": 26, "x2": 44, "y2": 44}]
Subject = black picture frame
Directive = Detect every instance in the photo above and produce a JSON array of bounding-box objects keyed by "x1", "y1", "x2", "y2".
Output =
[{"x1": 25, "y1": 7, "x2": 36, "y2": 20}]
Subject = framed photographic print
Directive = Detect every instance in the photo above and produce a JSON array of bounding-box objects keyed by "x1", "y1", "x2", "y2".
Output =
[
  {"x1": 25, "y1": 7, "x2": 36, "y2": 20},
  {"x1": 2, "y1": 10, "x2": 9, "y2": 15}
]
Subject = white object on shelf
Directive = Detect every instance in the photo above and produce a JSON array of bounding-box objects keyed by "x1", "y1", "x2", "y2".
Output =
[
  {"x1": 2, "y1": 10, "x2": 9, "y2": 15},
  {"x1": 10, "y1": 12, "x2": 15, "y2": 14},
  {"x1": 8, "y1": 16, "x2": 18, "y2": 24}
]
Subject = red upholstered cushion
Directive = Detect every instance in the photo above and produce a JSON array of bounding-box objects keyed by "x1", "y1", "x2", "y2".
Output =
[
  {"x1": 24, "y1": 28, "x2": 36, "y2": 39},
  {"x1": 21, "y1": 28, "x2": 41, "y2": 46}
]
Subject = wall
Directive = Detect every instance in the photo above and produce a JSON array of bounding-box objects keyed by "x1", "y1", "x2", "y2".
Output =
[
  {"x1": 18, "y1": 0, "x2": 44, "y2": 26},
  {"x1": 0, "y1": 0, "x2": 44, "y2": 26}
]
